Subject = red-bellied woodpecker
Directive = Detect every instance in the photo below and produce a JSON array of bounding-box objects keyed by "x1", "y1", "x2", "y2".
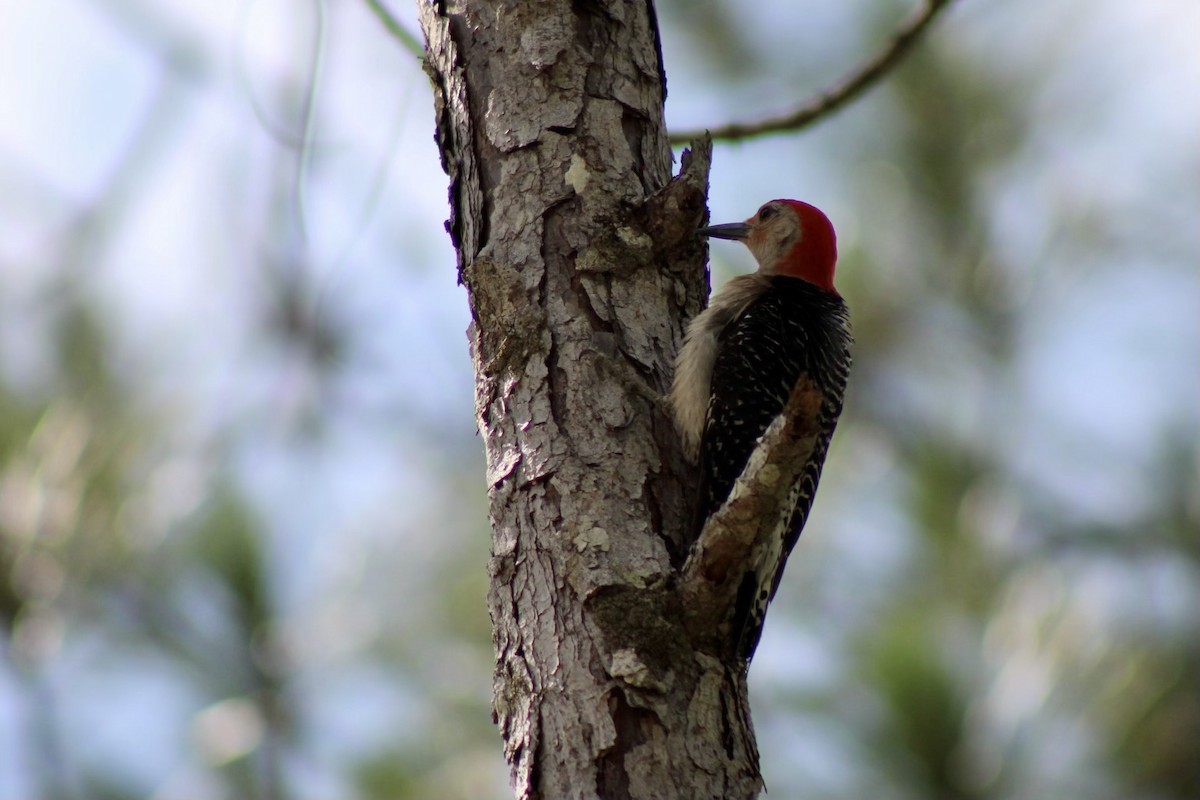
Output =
[{"x1": 671, "y1": 199, "x2": 852, "y2": 661}]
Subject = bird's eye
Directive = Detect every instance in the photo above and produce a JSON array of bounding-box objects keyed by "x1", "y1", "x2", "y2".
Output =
[{"x1": 758, "y1": 205, "x2": 776, "y2": 221}]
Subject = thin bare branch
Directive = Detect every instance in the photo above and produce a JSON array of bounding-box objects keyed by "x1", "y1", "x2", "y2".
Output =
[
  {"x1": 364, "y1": 0, "x2": 425, "y2": 61},
  {"x1": 294, "y1": 0, "x2": 329, "y2": 245},
  {"x1": 670, "y1": 0, "x2": 955, "y2": 144}
]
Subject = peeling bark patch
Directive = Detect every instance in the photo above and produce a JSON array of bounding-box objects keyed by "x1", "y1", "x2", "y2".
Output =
[
  {"x1": 574, "y1": 526, "x2": 611, "y2": 553},
  {"x1": 621, "y1": 105, "x2": 649, "y2": 194},
  {"x1": 543, "y1": 330, "x2": 569, "y2": 440},
  {"x1": 718, "y1": 685, "x2": 737, "y2": 760},
  {"x1": 485, "y1": 4, "x2": 586, "y2": 151},
  {"x1": 572, "y1": 273, "x2": 615, "y2": 334},
  {"x1": 608, "y1": 648, "x2": 652, "y2": 688},
  {"x1": 597, "y1": 688, "x2": 655, "y2": 800},
  {"x1": 467, "y1": 259, "x2": 546, "y2": 378}
]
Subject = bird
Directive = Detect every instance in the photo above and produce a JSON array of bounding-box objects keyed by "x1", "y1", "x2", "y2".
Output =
[{"x1": 670, "y1": 199, "x2": 852, "y2": 661}]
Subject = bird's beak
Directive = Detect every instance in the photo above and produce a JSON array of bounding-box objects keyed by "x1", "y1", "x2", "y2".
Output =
[{"x1": 698, "y1": 222, "x2": 752, "y2": 241}]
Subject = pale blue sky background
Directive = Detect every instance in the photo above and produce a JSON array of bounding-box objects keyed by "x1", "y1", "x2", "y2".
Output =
[{"x1": 0, "y1": 0, "x2": 1196, "y2": 797}]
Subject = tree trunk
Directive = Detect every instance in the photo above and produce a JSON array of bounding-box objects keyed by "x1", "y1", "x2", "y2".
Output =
[{"x1": 419, "y1": 2, "x2": 763, "y2": 797}]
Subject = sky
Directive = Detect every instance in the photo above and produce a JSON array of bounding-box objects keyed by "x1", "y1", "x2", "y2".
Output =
[{"x1": 0, "y1": 0, "x2": 1197, "y2": 797}]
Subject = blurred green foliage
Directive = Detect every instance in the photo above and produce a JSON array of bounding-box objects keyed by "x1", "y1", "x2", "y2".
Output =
[{"x1": 1, "y1": 1, "x2": 1196, "y2": 799}]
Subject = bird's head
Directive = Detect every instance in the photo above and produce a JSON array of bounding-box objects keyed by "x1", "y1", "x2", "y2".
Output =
[{"x1": 699, "y1": 199, "x2": 838, "y2": 294}]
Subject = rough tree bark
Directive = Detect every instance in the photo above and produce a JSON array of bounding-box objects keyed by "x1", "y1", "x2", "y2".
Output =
[{"x1": 419, "y1": 2, "x2": 763, "y2": 797}]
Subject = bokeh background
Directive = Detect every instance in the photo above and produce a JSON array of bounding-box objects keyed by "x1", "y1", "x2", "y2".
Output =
[{"x1": 1, "y1": 0, "x2": 1196, "y2": 798}]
